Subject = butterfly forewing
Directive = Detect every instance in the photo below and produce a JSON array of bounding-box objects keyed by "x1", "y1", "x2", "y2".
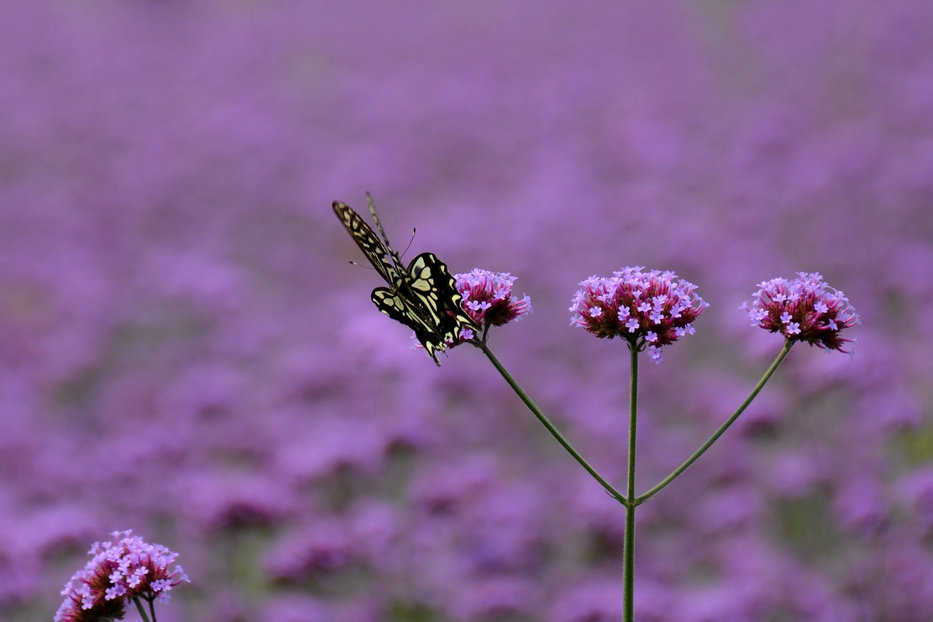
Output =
[{"x1": 332, "y1": 201, "x2": 396, "y2": 283}]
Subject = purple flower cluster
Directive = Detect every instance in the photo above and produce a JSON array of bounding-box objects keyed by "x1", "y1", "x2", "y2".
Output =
[
  {"x1": 455, "y1": 269, "x2": 532, "y2": 339},
  {"x1": 54, "y1": 531, "x2": 188, "y2": 622},
  {"x1": 742, "y1": 272, "x2": 859, "y2": 352},
  {"x1": 570, "y1": 267, "x2": 708, "y2": 362}
]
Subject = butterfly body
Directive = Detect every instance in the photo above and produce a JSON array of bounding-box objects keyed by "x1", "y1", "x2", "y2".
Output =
[{"x1": 333, "y1": 195, "x2": 477, "y2": 365}]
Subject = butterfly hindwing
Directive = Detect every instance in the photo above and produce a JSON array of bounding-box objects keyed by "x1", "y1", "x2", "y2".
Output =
[
  {"x1": 371, "y1": 287, "x2": 447, "y2": 364},
  {"x1": 405, "y1": 253, "x2": 447, "y2": 319},
  {"x1": 334, "y1": 196, "x2": 478, "y2": 365},
  {"x1": 406, "y1": 253, "x2": 477, "y2": 345}
]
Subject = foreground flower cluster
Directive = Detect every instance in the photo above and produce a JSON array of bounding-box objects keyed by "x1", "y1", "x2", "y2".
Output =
[
  {"x1": 741, "y1": 272, "x2": 860, "y2": 352},
  {"x1": 569, "y1": 267, "x2": 708, "y2": 362},
  {"x1": 54, "y1": 531, "x2": 188, "y2": 622},
  {"x1": 455, "y1": 269, "x2": 532, "y2": 340}
]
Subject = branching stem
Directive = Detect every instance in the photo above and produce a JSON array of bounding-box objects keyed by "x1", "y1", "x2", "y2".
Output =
[
  {"x1": 635, "y1": 340, "x2": 793, "y2": 505},
  {"x1": 477, "y1": 341, "x2": 627, "y2": 505}
]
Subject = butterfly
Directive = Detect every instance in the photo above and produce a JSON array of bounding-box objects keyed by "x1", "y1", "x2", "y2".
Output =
[{"x1": 332, "y1": 193, "x2": 478, "y2": 365}]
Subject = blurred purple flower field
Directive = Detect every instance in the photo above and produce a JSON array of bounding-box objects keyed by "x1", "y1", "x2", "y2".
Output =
[{"x1": 2, "y1": 1, "x2": 932, "y2": 620}]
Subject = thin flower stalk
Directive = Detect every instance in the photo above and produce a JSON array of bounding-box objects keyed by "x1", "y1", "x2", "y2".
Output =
[{"x1": 623, "y1": 344, "x2": 639, "y2": 622}]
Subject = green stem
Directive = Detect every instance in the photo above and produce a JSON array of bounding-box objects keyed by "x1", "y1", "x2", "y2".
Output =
[
  {"x1": 478, "y1": 342, "x2": 627, "y2": 504},
  {"x1": 623, "y1": 345, "x2": 639, "y2": 622},
  {"x1": 635, "y1": 340, "x2": 793, "y2": 505},
  {"x1": 133, "y1": 597, "x2": 153, "y2": 622}
]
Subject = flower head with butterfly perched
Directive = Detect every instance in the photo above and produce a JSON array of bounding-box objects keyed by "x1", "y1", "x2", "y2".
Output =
[{"x1": 333, "y1": 193, "x2": 479, "y2": 365}]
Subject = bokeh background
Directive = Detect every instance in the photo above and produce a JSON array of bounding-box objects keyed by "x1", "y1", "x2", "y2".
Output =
[{"x1": 3, "y1": 1, "x2": 933, "y2": 621}]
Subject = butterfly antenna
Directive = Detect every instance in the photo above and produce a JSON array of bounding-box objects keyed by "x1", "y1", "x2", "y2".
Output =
[
  {"x1": 365, "y1": 192, "x2": 394, "y2": 249},
  {"x1": 347, "y1": 259, "x2": 375, "y2": 271},
  {"x1": 401, "y1": 227, "x2": 417, "y2": 257}
]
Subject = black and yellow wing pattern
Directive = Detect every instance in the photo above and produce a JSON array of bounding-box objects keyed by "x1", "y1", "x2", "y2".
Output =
[{"x1": 332, "y1": 194, "x2": 478, "y2": 365}]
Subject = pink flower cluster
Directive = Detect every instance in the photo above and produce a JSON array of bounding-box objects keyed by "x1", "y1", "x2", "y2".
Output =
[
  {"x1": 54, "y1": 530, "x2": 189, "y2": 622},
  {"x1": 741, "y1": 272, "x2": 860, "y2": 352},
  {"x1": 569, "y1": 267, "x2": 708, "y2": 362},
  {"x1": 455, "y1": 269, "x2": 532, "y2": 340}
]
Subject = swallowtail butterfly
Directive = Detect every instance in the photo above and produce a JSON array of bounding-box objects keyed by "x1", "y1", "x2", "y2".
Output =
[{"x1": 332, "y1": 194, "x2": 478, "y2": 365}]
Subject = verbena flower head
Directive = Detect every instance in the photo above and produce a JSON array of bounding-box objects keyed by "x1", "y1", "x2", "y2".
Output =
[
  {"x1": 455, "y1": 269, "x2": 532, "y2": 340},
  {"x1": 569, "y1": 267, "x2": 708, "y2": 362},
  {"x1": 741, "y1": 272, "x2": 859, "y2": 353},
  {"x1": 54, "y1": 530, "x2": 189, "y2": 622}
]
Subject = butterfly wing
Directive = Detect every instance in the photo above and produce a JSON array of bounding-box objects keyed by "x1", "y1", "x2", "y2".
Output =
[
  {"x1": 335, "y1": 196, "x2": 478, "y2": 365},
  {"x1": 365, "y1": 192, "x2": 400, "y2": 262},
  {"x1": 406, "y1": 253, "x2": 478, "y2": 344},
  {"x1": 371, "y1": 254, "x2": 478, "y2": 366},
  {"x1": 372, "y1": 287, "x2": 448, "y2": 366},
  {"x1": 332, "y1": 200, "x2": 396, "y2": 283}
]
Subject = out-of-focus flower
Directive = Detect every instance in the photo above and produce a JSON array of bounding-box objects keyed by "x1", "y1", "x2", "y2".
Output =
[
  {"x1": 834, "y1": 478, "x2": 888, "y2": 535},
  {"x1": 741, "y1": 272, "x2": 859, "y2": 352},
  {"x1": 263, "y1": 520, "x2": 358, "y2": 582},
  {"x1": 180, "y1": 472, "x2": 299, "y2": 531},
  {"x1": 897, "y1": 467, "x2": 933, "y2": 532},
  {"x1": 450, "y1": 576, "x2": 536, "y2": 620},
  {"x1": 550, "y1": 577, "x2": 623, "y2": 622},
  {"x1": 454, "y1": 269, "x2": 532, "y2": 340},
  {"x1": 569, "y1": 267, "x2": 707, "y2": 362},
  {"x1": 54, "y1": 530, "x2": 188, "y2": 622}
]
